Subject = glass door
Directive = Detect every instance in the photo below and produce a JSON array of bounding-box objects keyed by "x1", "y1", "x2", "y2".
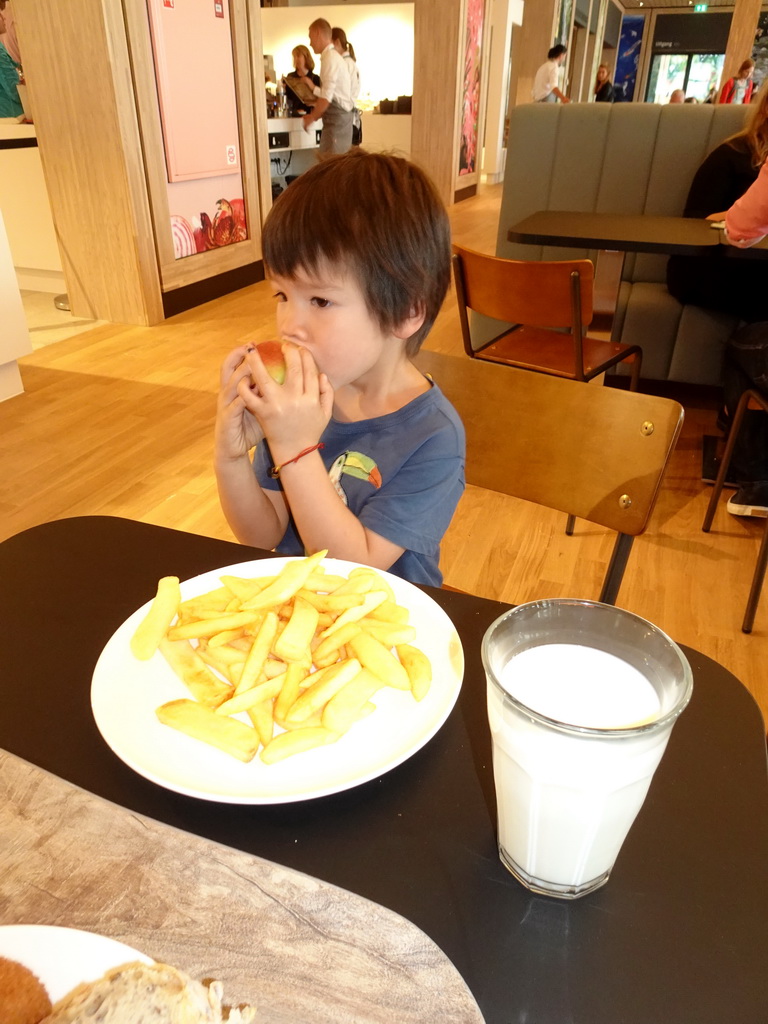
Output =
[
  {"x1": 645, "y1": 52, "x2": 725, "y2": 103},
  {"x1": 645, "y1": 53, "x2": 688, "y2": 103},
  {"x1": 687, "y1": 53, "x2": 724, "y2": 103}
]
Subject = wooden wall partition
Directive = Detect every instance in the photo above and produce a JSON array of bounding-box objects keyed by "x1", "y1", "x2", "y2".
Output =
[
  {"x1": 412, "y1": 0, "x2": 492, "y2": 208},
  {"x1": 13, "y1": 0, "x2": 270, "y2": 326},
  {"x1": 721, "y1": 0, "x2": 762, "y2": 89},
  {"x1": 122, "y1": 0, "x2": 266, "y2": 295},
  {"x1": 13, "y1": 0, "x2": 164, "y2": 325},
  {"x1": 509, "y1": 0, "x2": 559, "y2": 108}
]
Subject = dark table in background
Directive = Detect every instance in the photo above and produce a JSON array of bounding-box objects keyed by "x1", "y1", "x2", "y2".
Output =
[
  {"x1": 2, "y1": 517, "x2": 768, "y2": 1024},
  {"x1": 508, "y1": 210, "x2": 722, "y2": 256}
]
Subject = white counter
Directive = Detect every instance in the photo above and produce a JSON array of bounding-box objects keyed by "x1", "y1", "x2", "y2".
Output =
[
  {"x1": 0, "y1": 124, "x2": 64, "y2": 292},
  {"x1": 0, "y1": 209, "x2": 32, "y2": 401}
]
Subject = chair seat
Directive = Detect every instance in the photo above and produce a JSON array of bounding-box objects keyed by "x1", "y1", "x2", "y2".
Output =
[{"x1": 476, "y1": 325, "x2": 639, "y2": 380}]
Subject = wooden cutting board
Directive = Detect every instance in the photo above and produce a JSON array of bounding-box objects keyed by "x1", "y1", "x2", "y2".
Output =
[{"x1": 0, "y1": 750, "x2": 482, "y2": 1024}]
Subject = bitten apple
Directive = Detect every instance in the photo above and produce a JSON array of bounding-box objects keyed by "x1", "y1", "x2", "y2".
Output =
[{"x1": 254, "y1": 341, "x2": 286, "y2": 384}]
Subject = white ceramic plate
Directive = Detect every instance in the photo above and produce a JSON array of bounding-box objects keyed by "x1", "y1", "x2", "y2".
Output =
[
  {"x1": 0, "y1": 924, "x2": 152, "y2": 1003},
  {"x1": 91, "y1": 557, "x2": 464, "y2": 804}
]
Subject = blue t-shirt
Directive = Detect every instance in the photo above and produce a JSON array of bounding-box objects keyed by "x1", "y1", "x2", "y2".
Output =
[{"x1": 253, "y1": 381, "x2": 465, "y2": 586}]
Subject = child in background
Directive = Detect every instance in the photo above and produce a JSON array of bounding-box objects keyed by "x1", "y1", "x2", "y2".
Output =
[{"x1": 215, "y1": 150, "x2": 465, "y2": 586}]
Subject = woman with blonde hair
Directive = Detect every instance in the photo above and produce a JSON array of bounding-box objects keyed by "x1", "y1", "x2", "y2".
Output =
[
  {"x1": 283, "y1": 44, "x2": 321, "y2": 116},
  {"x1": 594, "y1": 63, "x2": 614, "y2": 103},
  {"x1": 667, "y1": 80, "x2": 768, "y2": 323}
]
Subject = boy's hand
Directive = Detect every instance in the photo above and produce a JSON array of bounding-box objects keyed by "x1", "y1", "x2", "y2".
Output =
[
  {"x1": 239, "y1": 342, "x2": 333, "y2": 465},
  {"x1": 215, "y1": 347, "x2": 264, "y2": 462}
]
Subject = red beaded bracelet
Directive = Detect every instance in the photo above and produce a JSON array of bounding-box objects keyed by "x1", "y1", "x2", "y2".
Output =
[{"x1": 268, "y1": 442, "x2": 325, "y2": 478}]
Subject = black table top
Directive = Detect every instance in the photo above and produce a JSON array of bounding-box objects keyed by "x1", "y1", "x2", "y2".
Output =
[
  {"x1": 3, "y1": 517, "x2": 768, "y2": 1024},
  {"x1": 508, "y1": 210, "x2": 722, "y2": 256}
]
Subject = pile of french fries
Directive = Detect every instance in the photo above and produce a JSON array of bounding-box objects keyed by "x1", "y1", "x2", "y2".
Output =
[{"x1": 129, "y1": 551, "x2": 432, "y2": 765}]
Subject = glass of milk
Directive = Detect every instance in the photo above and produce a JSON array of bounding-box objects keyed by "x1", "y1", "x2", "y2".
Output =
[{"x1": 482, "y1": 599, "x2": 693, "y2": 899}]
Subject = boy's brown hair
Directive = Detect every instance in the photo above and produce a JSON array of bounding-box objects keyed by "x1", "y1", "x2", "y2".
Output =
[{"x1": 262, "y1": 150, "x2": 451, "y2": 355}]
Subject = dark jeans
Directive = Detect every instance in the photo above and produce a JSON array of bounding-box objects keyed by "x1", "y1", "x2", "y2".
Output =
[{"x1": 723, "y1": 322, "x2": 768, "y2": 482}]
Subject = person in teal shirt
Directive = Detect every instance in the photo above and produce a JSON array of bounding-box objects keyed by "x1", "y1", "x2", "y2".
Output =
[{"x1": 0, "y1": 35, "x2": 23, "y2": 119}]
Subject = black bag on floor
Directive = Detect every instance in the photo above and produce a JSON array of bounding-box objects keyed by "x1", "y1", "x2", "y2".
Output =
[{"x1": 723, "y1": 321, "x2": 768, "y2": 482}]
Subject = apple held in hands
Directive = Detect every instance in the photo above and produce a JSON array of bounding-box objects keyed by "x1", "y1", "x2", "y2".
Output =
[{"x1": 253, "y1": 340, "x2": 286, "y2": 384}]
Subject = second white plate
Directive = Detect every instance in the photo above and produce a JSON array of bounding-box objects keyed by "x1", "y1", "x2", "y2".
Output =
[{"x1": 0, "y1": 924, "x2": 151, "y2": 1003}]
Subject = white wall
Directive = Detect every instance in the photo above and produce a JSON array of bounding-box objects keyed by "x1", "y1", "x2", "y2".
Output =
[{"x1": 260, "y1": 4, "x2": 414, "y2": 107}]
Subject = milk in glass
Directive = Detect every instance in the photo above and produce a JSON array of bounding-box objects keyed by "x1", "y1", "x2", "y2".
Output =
[{"x1": 488, "y1": 643, "x2": 668, "y2": 891}]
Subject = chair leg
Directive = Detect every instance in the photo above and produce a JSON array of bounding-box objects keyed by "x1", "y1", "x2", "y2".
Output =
[
  {"x1": 565, "y1": 514, "x2": 576, "y2": 536},
  {"x1": 628, "y1": 348, "x2": 642, "y2": 393},
  {"x1": 743, "y1": 519, "x2": 768, "y2": 634},
  {"x1": 599, "y1": 533, "x2": 634, "y2": 605},
  {"x1": 702, "y1": 390, "x2": 751, "y2": 533}
]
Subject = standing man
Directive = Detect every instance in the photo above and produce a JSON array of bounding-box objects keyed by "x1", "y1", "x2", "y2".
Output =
[
  {"x1": 532, "y1": 44, "x2": 570, "y2": 104},
  {"x1": 302, "y1": 18, "x2": 354, "y2": 155}
]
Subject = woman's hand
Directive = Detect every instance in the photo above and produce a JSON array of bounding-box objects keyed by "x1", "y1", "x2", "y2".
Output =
[
  {"x1": 215, "y1": 346, "x2": 264, "y2": 463},
  {"x1": 239, "y1": 342, "x2": 333, "y2": 465}
]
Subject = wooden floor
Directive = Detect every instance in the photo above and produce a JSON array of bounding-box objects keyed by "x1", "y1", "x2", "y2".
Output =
[{"x1": 3, "y1": 182, "x2": 767, "y2": 727}]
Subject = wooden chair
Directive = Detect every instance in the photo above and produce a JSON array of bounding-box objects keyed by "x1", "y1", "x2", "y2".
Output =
[
  {"x1": 702, "y1": 388, "x2": 768, "y2": 634},
  {"x1": 452, "y1": 244, "x2": 643, "y2": 391},
  {"x1": 415, "y1": 351, "x2": 683, "y2": 605}
]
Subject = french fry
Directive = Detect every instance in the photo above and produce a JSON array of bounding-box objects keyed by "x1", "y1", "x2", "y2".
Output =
[
  {"x1": 156, "y1": 699, "x2": 260, "y2": 762},
  {"x1": 329, "y1": 573, "x2": 376, "y2": 597},
  {"x1": 196, "y1": 642, "x2": 244, "y2": 686},
  {"x1": 260, "y1": 726, "x2": 339, "y2": 764},
  {"x1": 348, "y1": 631, "x2": 411, "y2": 690},
  {"x1": 295, "y1": 589, "x2": 365, "y2": 614},
  {"x1": 304, "y1": 570, "x2": 348, "y2": 592},
  {"x1": 348, "y1": 567, "x2": 396, "y2": 602},
  {"x1": 318, "y1": 590, "x2": 388, "y2": 638},
  {"x1": 360, "y1": 620, "x2": 417, "y2": 647},
  {"x1": 130, "y1": 576, "x2": 181, "y2": 660},
  {"x1": 247, "y1": 699, "x2": 275, "y2": 747},
  {"x1": 367, "y1": 599, "x2": 410, "y2": 625},
  {"x1": 207, "y1": 627, "x2": 247, "y2": 648},
  {"x1": 396, "y1": 643, "x2": 432, "y2": 701},
  {"x1": 241, "y1": 550, "x2": 327, "y2": 610},
  {"x1": 220, "y1": 574, "x2": 276, "y2": 602},
  {"x1": 273, "y1": 595, "x2": 319, "y2": 662},
  {"x1": 234, "y1": 611, "x2": 279, "y2": 695},
  {"x1": 274, "y1": 662, "x2": 309, "y2": 725},
  {"x1": 215, "y1": 674, "x2": 284, "y2": 716},
  {"x1": 167, "y1": 610, "x2": 260, "y2": 642},
  {"x1": 285, "y1": 658, "x2": 362, "y2": 726},
  {"x1": 322, "y1": 668, "x2": 382, "y2": 733},
  {"x1": 158, "y1": 638, "x2": 233, "y2": 708},
  {"x1": 312, "y1": 622, "x2": 362, "y2": 668}
]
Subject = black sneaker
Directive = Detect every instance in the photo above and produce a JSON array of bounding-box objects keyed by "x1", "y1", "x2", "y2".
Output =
[{"x1": 726, "y1": 481, "x2": 768, "y2": 518}]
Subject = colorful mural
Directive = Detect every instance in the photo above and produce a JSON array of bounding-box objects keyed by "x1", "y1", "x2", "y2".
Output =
[
  {"x1": 458, "y1": 0, "x2": 484, "y2": 177},
  {"x1": 615, "y1": 14, "x2": 646, "y2": 103}
]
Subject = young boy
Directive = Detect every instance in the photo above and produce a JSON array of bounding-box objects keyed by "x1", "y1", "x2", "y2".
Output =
[{"x1": 214, "y1": 150, "x2": 465, "y2": 586}]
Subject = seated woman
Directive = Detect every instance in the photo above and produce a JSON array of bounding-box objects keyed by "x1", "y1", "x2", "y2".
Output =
[
  {"x1": 283, "y1": 44, "x2": 321, "y2": 117},
  {"x1": 666, "y1": 81, "x2": 768, "y2": 324},
  {"x1": 594, "y1": 64, "x2": 614, "y2": 104}
]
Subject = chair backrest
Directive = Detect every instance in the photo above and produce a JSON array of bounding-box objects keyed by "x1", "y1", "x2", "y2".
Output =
[
  {"x1": 415, "y1": 351, "x2": 683, "y2": 596},
  {"x1": 452, "y1": 244, "x2": 594, "y2": 330}
]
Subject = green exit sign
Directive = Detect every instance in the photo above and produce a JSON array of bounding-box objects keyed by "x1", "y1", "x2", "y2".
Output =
[{"x1": 694, "y1": 3, "x2": 708, "y2": 10}]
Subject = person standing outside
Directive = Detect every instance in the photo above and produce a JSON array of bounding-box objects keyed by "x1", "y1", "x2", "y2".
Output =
[
  {"x1": 719, "y1": 59, "x2": 755, "y2": 105},
  {"x1": 532, "y1": 44, "x2": 570, "y2": 104},
  {"x1": 303, "y1": 18, "x2": 354, "y2": 155}
]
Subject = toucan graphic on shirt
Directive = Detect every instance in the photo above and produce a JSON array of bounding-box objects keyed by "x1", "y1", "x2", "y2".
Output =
[{"x1": 329, "y1": 451, "x2": 382, "y2": 506}]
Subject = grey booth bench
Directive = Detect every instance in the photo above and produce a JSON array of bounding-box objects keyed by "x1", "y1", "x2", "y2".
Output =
[{"x1": 496, "y1": 102, "x2": 750, "y2": 386}]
